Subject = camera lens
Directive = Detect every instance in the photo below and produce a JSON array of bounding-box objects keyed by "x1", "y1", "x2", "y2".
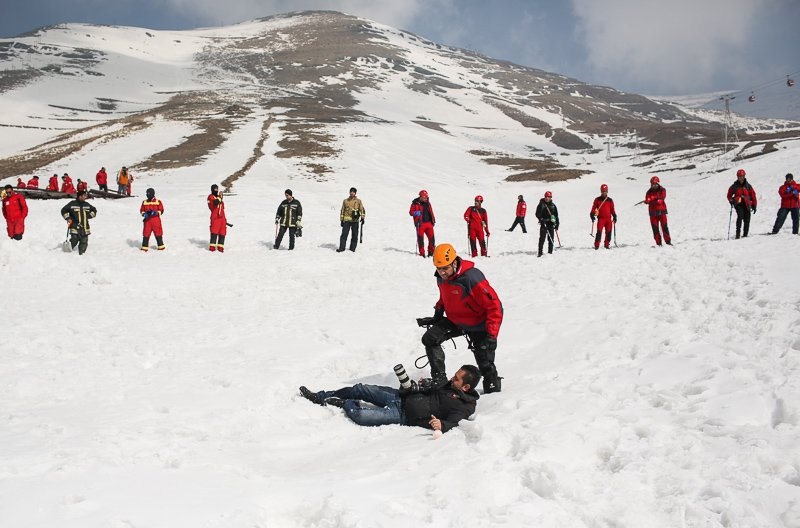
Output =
[{"x1": 393, "y1": 364, "x2": 411, "y2": 390}]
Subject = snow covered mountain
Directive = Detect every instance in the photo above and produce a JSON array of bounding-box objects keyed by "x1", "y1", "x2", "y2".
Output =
[
  {"x1": 2, "y1": 11, "x2": 800, "y2": 528},
  {"x1": 1, "y1": 10, "x2": 797, "y2": 185}
]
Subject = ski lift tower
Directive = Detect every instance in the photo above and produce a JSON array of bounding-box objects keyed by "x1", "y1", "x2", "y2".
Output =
[
  {"x1": 632, "y1": 130, "x2": 641, "y2": 165},
  {"x1": 717, "y1": 95, "x2": 739, "y2": 169},
  {"x1": 605, "y1": 136, "x2": 612, "y2": 161}
]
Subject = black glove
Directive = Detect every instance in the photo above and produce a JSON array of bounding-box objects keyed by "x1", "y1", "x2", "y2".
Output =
[
  {"x1": 416, "y1": 317, "x2": 437, "y2": 327},
  {"x1": 360, "y1": 218, "x2": 364, "y2": 225},
  {"x1": 590, "y1": 214, "x2": 596, "y2": 221},
  {"x1": 612, "y1": 214, "x2": 618, "y2": 223},
  {"x1": 341, "y1": 221, "x2": 345, "y2": 227},
  {"x1": 751, "y1": 206, "x2": 756, "y2": 214}
]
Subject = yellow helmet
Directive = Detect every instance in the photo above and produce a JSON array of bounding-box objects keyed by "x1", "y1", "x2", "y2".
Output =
[{"x1": 432, "y1": 243, "x2": 457, "y2": 267}]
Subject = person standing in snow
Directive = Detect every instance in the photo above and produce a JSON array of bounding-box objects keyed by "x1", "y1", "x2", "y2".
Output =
[
  {"x1": 16, "y1": 178, "x2": 26, "y2": 189},
  {"x1": 76, "y1": 179, "x2": 88, "y2": 193},
  {"x1": 96, "y1": 167, "x2": 108, "y2": 192},
  {"x1": 274, "y1": 189, "x2": 302, "y2": 250},
  {"x1": 771, "y1": 173, "x2": 800, "y2": 235},
  {"x1": 464, "y1": 195, "x2": 490, "y2": 257},
  {"x1": 727, "y1": 168, "x2": 757, "y2": 239},
  {"x1": 506, "y1": 194, "x2": 527, "y2": 233},
  {"x1": 2, "y1": 184, "x2": 28, "y2": 241},
  {"x1": 26, "y1": 175, "x2": 39, "y2": 189},
  {"x1": 337, "y1": 187, "x2": 365, "y2": 253},
  {"x1": 409, "y1": 190, "x2": 436, "y2": 257},
  {"x1": 644, "y1": 176, "x2": 671, "y2": 246},
  {"x1": 590, "y1": 184, "x2": 617, "y2": 250},
  {"x1": 207, "y1": 184, "x2": 227, "y2": 252},
  {"x1": 535, "y1": 191, "x2": 559, "y2": 257},
  {"x1": 140, "y1": 187, "x2": 165, "y2": 251},
  {"x1": 61, "y1": 189, "x2": 97, "y2": 255},
  {"x1": 416, "y1": 243, "x2": 503, "y2": 393},
  {"x1": 298, "y1": 365, "x2": 480, "y2": 433},
  {"x1": 117, "y1": 167, "x2": 130, "y2": 195}
]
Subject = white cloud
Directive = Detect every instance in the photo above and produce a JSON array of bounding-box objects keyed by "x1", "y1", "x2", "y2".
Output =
[{"x1": 571, "y1": 0, "x2": 768, "y2": 93}]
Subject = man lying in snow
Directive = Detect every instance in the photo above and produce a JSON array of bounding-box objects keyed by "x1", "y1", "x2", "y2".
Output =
[{"x1": 299, "y1": 365, "x2": 480, "y2": 434}]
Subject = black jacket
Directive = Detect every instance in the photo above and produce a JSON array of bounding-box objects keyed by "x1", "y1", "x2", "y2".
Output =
[
  {"x1": 535, "y1": 199, "x2": 559, "y2": 228},
  {"x1": 61, "y1": 199, "x2": 97, "y2": 235},
  {"x1": 402, "y1": 381, "x2": 479, "y2": 432},
  {"x1": 275, "y1": 198, "x2": 302, "y2": 227}
]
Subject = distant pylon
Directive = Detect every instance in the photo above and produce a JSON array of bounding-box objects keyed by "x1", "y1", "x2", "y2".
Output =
[
  {"x1": 719, "y1": 95, "x2": 739, "y2": 159},
  {"x1": 605, "y1": 136, "x2": 612, "y2": 161},
  {"x1": 632, "y1": 130, "x2": 641, "y2": 165}
]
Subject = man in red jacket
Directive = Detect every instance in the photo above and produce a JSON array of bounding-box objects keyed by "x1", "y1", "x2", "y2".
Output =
[
  {"x1": 416, "y1": 243, "x2": 503, "y2": 393},
  {"x1": 26, "y1": 175, "x2": 40, "y2": 189},
  {"x1": 2, "y1": 184, "x2": 28, "y2": 240},
  {"x1": 61, "y1": 174, "x2": 76, "y2": 194},
  {"x1": 95, "y1": 167, "x2": 108, "y2": 192},
  {"x1": 772, "y1": 173, "x2": 800, "y2": 234},
  {"x1": 644, "y1": 175, "x2": 671, "y2": 246},
  {"x1": 506, "y1": 194, "x2": 527, "y2": 233},
  {"x1": 207, "y1": 184, "x2": 227, "y2": 252},
  {"x1": 727, "y1": 168, "x2": 757, "y2": 239},
  {"x1": 409, "y1": 190, "x2": 436, "y2": 257},
  {"x1": 140, "y1": 187, "x2": 165, "y2": 251},
  {"x1": 590, "y1": 184, "x2": 617, "y2": 249},
  {"x1": 463, "y1": 195, "x2": 489, "y2": 257}
]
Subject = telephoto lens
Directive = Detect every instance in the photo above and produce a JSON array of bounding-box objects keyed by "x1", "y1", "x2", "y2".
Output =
[{"x1": 393, "y1": 364, "x2": 412, "y2": 390}]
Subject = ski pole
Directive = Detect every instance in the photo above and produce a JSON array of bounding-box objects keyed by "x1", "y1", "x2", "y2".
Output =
[
  {"x1": 226, "y1": 222, "x2": 233, "y2": 228},
  {"x1": 590, "y1": 219, "x2": 596, "y2": 237},
  {"x1": 727, "y1": 203, "x2": 733, "y2": 240},
  {"x1": 634, "y1": 200, "x2": 645, "y2": 206},
  {"x1": 360, "y1": 221, "x2": 364, "y2": 244},
  {"x1": 613, "y1": 223, "x2": 618, "y2": 247}
]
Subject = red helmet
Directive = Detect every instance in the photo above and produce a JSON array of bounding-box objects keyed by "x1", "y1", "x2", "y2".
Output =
[
  {"x1": 474, "y1": 195, "x2": 483, "y2": 203},
  {"x1": 736, "y1": 169, "x2": 746, "y2": 177},
  {"x1": 600, "y1": 184, "x2": 608, "y2": 192},
  {"x1": 650, "y1": 176, "x2": 660, "y2": 185},
  {"x1": 544, "y1": 191, "x2": 552, "y2": 198},
  {"x1": 419, "y1": 190, "x2": 429, "y2": 199}
]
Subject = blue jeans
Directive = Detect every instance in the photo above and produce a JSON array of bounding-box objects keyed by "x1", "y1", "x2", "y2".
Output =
[{"x1": 317, "y1": 384, "x2": 403, "y2": 427}]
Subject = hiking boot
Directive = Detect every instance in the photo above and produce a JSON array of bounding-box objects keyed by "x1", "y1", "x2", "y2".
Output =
[
  {"x1": 299, "y1": 386, "x2": 324, "y2": 405},
  {"x1": 336, "y1": 248, "x2": 345, "y2": 253},
  {"x1": 483, "y1": 376, "x2": 502, "y2": 394},
  {"x1": 323, "y1": 396, "x2": 345, "y2": 408}
]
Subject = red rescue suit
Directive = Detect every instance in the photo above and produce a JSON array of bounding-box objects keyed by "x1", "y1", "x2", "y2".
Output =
[
  {"x1": 207, "y1": 193, "x2": 227, "y2": 251},
  {"x1": 644, "y1": 185, "x2": 671, "y2": 245},
  {"x1": 2, "y1": 190, "x2": 28, "y2": 238},
  {"x1": 96, "y1": 169, "x2": 108, "y2": 188},
  {"x1": 61, "y1": 176, "x2": 76, "y2": 194},
  {"x1": 590, "y1": 195, "x2": 616, "y2": 249},
  {"x1": 140, "y1": 198, "x2": 164, "y2": 239},
  {"x1": 779, "y1": 181, "x2": 800, "y2": 209},
  {"x1": 26, "y1": 177, "x2": 39, "y2": 189},
  {"x1": 409, "y1": 198, "x2": 436, "y2": 257},
  {"x1": 516, "y1": 200, "x2": 527, "y2": 217},
  {"x1": 47, "y1": 175, "x2": 59, "y2": 191},
  {"x1": 16, "y1": 178, "x2": 26, "y2": 189},
  {"x1": 464, "y1": 205, "x2": 489, "y2": 257}
]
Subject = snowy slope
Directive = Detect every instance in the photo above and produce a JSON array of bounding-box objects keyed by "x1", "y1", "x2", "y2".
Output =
[{"x1": 2, "y1": 14, "x2": 800, "y2": 528}]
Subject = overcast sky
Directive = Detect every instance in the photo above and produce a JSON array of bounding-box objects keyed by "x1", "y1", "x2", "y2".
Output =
[{"x1": 1, "y1": 0, "x2": 798, "y2": 96}]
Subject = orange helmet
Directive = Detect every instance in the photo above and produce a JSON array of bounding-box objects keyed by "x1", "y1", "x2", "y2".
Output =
[
  {"x1": 432, "y1": 243, "x2": 457, "y2": 267},
  {"x1": 419, "y1": 190, "x2": 429, "y2": 199},
  {"x1": 600, "y1": 184, "x2": 608, "y2": 192},
  {"x1": 736, "y1": 169, "x2": 746, "y2": 177},
  {"x1": 650, "y1": 176, "x2": 660, "y2": 185}
]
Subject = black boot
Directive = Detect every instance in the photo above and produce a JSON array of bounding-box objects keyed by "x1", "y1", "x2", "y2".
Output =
[
  {"x1": 299, "y1": 386, "x2": 324, "y2": 405},
  {"x1": 483, "y1": 375, "x2": 502, "y2": 394}
]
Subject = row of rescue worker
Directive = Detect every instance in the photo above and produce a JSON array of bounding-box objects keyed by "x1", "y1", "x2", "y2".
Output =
[{"x1": 5, "y1": 170, "x2": 799, "y2": 252}]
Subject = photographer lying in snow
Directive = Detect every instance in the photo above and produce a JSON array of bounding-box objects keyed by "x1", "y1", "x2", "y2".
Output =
[{"x1": 299, "y1": 365, "x2": 480, "y2": 434}]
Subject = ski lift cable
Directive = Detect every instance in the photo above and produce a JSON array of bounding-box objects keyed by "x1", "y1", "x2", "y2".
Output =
[{"x1": 725, "y1": 67, "x2": 800, "y2": 99}]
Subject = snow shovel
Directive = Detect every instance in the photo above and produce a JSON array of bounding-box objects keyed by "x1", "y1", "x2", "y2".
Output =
[{"x1": 62, "y1": 228, "x2": 73, "y2": 253}]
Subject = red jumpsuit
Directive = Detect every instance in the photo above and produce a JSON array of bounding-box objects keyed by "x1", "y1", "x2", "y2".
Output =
[
  {"x1": 207, "y1": 193, "x2": 227, "y2": 251},
  {"x1": 47, "y1": 175, "x2": 59, "y2": 191},
  {"x1": 409, "y1": 198, "x2": 436, "y2": 257},
  {"x1": 16, "y1": 178, "x2": 26, "y2": 189},
  {"x1": 2, "y1": 190, "x2": 28, "y2": 239},
  {"x1": 140, "y1": 197, "x2": 165, "y2": 250},
  {"x1": 644, "y1": 185, "x2": 670, "y2": 245},
  {"x1": 590, "y1": 195, "x2": 617, "y2": 249},
  {"x1": 96, "y1": 169, "x2": 108, "y2": 190},
  {"x1": 26, "y1": 177, "x2": 39, "y2": 189},
  {"x1": 464, "y1": 205, "x2": 489, "y2": 256}
]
